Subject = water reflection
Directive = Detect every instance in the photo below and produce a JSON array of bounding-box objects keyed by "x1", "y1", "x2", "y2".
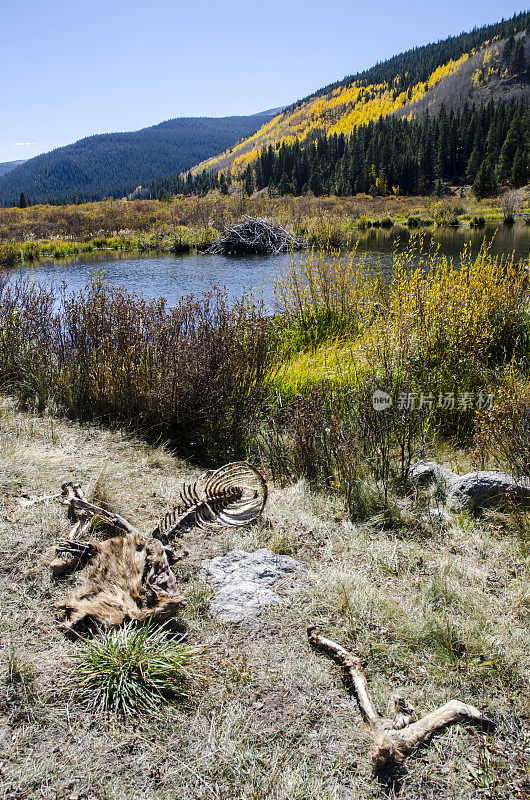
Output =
[{"x1": 10, "y1": 223, "x2": 530, "y2": 309}]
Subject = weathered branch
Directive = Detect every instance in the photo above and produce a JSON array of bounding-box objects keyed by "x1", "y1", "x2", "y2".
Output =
[{"x1": 307, "y1": 625, "x2": 495, "y2": 771}]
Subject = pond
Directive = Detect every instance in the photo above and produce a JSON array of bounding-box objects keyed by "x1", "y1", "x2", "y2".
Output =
[{"x1": 9, "y1": 222, "x2": 530, "y2": 309}]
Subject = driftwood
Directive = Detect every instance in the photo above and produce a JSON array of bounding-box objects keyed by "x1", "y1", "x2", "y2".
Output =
[
  {"x1": 49, "y1": 463, "x2": 267, "y2": 632},
  {"x1": 206, "y1": 216, "x2": 306, "y2": 255},
  {"x1": 307, "y1": 626, "x2": 495, "y2": 771}
]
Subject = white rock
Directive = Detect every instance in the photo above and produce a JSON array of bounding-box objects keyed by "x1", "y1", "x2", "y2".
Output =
[{"x1": 200, "y1": 549, "x2": 305, "y2": 623}]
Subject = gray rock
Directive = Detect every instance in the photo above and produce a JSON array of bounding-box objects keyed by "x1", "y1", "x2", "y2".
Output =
[
  {"x1": 410, "y1": 461, "x2": 456, "y2": 487},
  {"x1": 446, "y1": 471, "x2": 530, "y2": 511},
  {"x1": 200, "y1": 549, "x2": 305, "y2": 623},
  {"x1": 410, "y1": 462, "x2": 530, "y2": 513}
]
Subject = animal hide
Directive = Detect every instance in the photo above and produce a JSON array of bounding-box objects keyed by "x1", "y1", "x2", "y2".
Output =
[
  {"x1": 48, "y1": 462, "x2": 268, "y2": 631},
  {"x1": 53, "y1": 533, "x2": 186, "y2": 632}
]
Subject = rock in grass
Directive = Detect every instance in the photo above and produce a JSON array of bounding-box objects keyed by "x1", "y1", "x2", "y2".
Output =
[
  {"x1": 446, "y1": 471, "x2": 530, "y2": 511},
  {"x1": 411, "y1": 461, "x2": 530, "y2": 512},
  {"x1": 409, "y1": 461, "x2": 456, "y2": 487},
  {"x1": 200, "y1": 549, "x2": 305, "y2": 623}
]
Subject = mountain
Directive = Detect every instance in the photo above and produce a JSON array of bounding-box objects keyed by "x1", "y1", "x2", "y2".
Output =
[
  {"x1": 191, "y1": 11, "x2": 530, "y2": 182},
  {"x1": 0, "y1": 113, "x2": 276, "y2": 206},
  {"x1": 0, "y1": 160, "x2": 26, "y2": 178}
]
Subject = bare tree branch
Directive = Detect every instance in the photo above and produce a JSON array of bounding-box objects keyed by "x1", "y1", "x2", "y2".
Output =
[{"x1": 307, "y1": 625, "x2": 495, "y2": 771}]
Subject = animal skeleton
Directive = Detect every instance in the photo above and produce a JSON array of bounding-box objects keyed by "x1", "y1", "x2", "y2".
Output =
[
  {"x1": 152, "y1": 461, "x2": 268, "y2": 542},
  {"x1": 48, "y1": 462, "x2": 267, "y2": 632}
]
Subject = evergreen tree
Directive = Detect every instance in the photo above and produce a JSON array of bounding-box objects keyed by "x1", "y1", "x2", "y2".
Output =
[
  {"x1": 510, "y1": 146, "x2": 527, "y2": 187},
  {"x1": 219, "y1": 173, "x2": 229, "y2": 195},
  {"x1": 503, "y1": 34, "x2": 515, "y2": 64},
  {"x1": 18, "y1": 192, "x2": 27, "y2": 208},
  {"x1": 169, "y1": 98, "x2": 528, "y2": 201},
  {"x1": 243, "y1": 169, "x2": 255, "y2": 197},
  {"x1": 309, "y1": 168, "x2": 323, "y2": 196},
  {"x1": 497, "y1": 115, "x2": 523, "y2": 184},
  {"x1": 473, "y1": 156, "x2": 497, "y2": 198},
  {"x1": 510, "y1": 38, "x2": 527, "y2": 75}
]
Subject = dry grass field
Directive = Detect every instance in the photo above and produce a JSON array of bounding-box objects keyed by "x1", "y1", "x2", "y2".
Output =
[{"x1": 1, "y1": 396, "x2": 529, "y2": 799}]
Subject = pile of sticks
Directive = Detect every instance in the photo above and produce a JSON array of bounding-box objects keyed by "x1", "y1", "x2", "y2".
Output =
[{"x1": 206, "y1": 216, "x2": 306, "y2": 256}]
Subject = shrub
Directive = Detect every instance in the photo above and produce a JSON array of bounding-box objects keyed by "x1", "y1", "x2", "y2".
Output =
[
  {"x1": 0, "y1": 277, "x2": 275, "y2": 462},
  {"x1": 357, "y1": 216, "x2": 372, "y2": 230},
  {"x1": 384, "y1": 239, "x2": 529, "y2": 374},
  {"x1": 475, "y1": 379, "x2": 530, "y2": 478},
  {"x1": 433, "y1": 201, "x2": 460, "y2": 227},
  {"x1": 273, "y1": 237, "x2": 529, "y2": 441},
  {"x1": 306, "y1": 219, "x2": 355, "y2": 249},
  {"x1": 0, "y1": 242, "x2": 20, "y2": 267},
  {"x1": 260, "y1": 373, "x2": 431, "y2": 515},
  {"x1": 71, "y1": 623, "x2": 202, "y2": 716},
  {"x1": 371, "y1": 238, "x2": 530, "y2": 436},
  {"x1": 274, "y1": 245, "x2": 384, "y2": 353}
]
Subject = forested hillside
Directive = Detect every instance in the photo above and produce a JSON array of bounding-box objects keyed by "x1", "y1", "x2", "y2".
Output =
[
  {"x1": 251, "y1": 98, "x2": 529, "y2": 197},
  {"x1": 153, "y1": 97, "x2": 529, "y2": 199},
  {"x1": 0, "y1": 114, "x2": 274, "y2": 206},
  {"x1": 0, "y1": 160, "x2": 26, "y2": 178},
  {"x1": 190, "y1": 11, "x2": 529, "y2": 186}
]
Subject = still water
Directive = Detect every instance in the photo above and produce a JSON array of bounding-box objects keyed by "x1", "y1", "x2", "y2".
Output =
[{"x1": 10, "y1": 223, "x2": 530, "y2": 309}]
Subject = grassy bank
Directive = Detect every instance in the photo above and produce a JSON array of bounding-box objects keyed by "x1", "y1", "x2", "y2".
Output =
[
  {"x1": 1, "y1": 190, "x2": 529, "y2": 267},
  {"x1": 1, "y1": 396, "x2": 530, "y2": 798}
]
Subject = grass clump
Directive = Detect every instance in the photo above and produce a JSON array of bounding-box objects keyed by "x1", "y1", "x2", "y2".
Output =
[
  {"x1": 71, "y1": 623, "x2": 201, "y2": 716},
  {"x1": 274, "y1": 243, "x2": 384, "y2": 354},
  {"x1": 3, "y1": 647, "x2": 36, "y2": 704}
]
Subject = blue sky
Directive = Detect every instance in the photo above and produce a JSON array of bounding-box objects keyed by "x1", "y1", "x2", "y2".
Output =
[{"x1": 1, "y1": 0, "x2": 527, "y2": 162}]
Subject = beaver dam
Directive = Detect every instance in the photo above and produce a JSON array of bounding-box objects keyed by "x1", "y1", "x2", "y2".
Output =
[{"x1": 206, "y1": 216, "x2": 306, "y2": 256}]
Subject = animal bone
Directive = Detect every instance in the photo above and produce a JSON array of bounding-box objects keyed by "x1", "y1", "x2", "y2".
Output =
[
  {"x1": 152, "y1": 461, "x2": 268, "y2": 543},
  {"x1": 60, "y1": 481, "x2": 143, "y2": 537},
  {"x1": 307, "y1": 625, "x2": 494, "y2": 772},
  {"x1": 19, "y1": 492, "x2": 62, "y2": 508},
  {"x1": 48, "y1": 463, "x2": 267, "y2": 631}
]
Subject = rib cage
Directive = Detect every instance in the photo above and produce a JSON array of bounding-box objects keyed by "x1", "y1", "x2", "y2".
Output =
[{"x1": 153, "y1": 461, "x2": 268, "y2": 542}]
